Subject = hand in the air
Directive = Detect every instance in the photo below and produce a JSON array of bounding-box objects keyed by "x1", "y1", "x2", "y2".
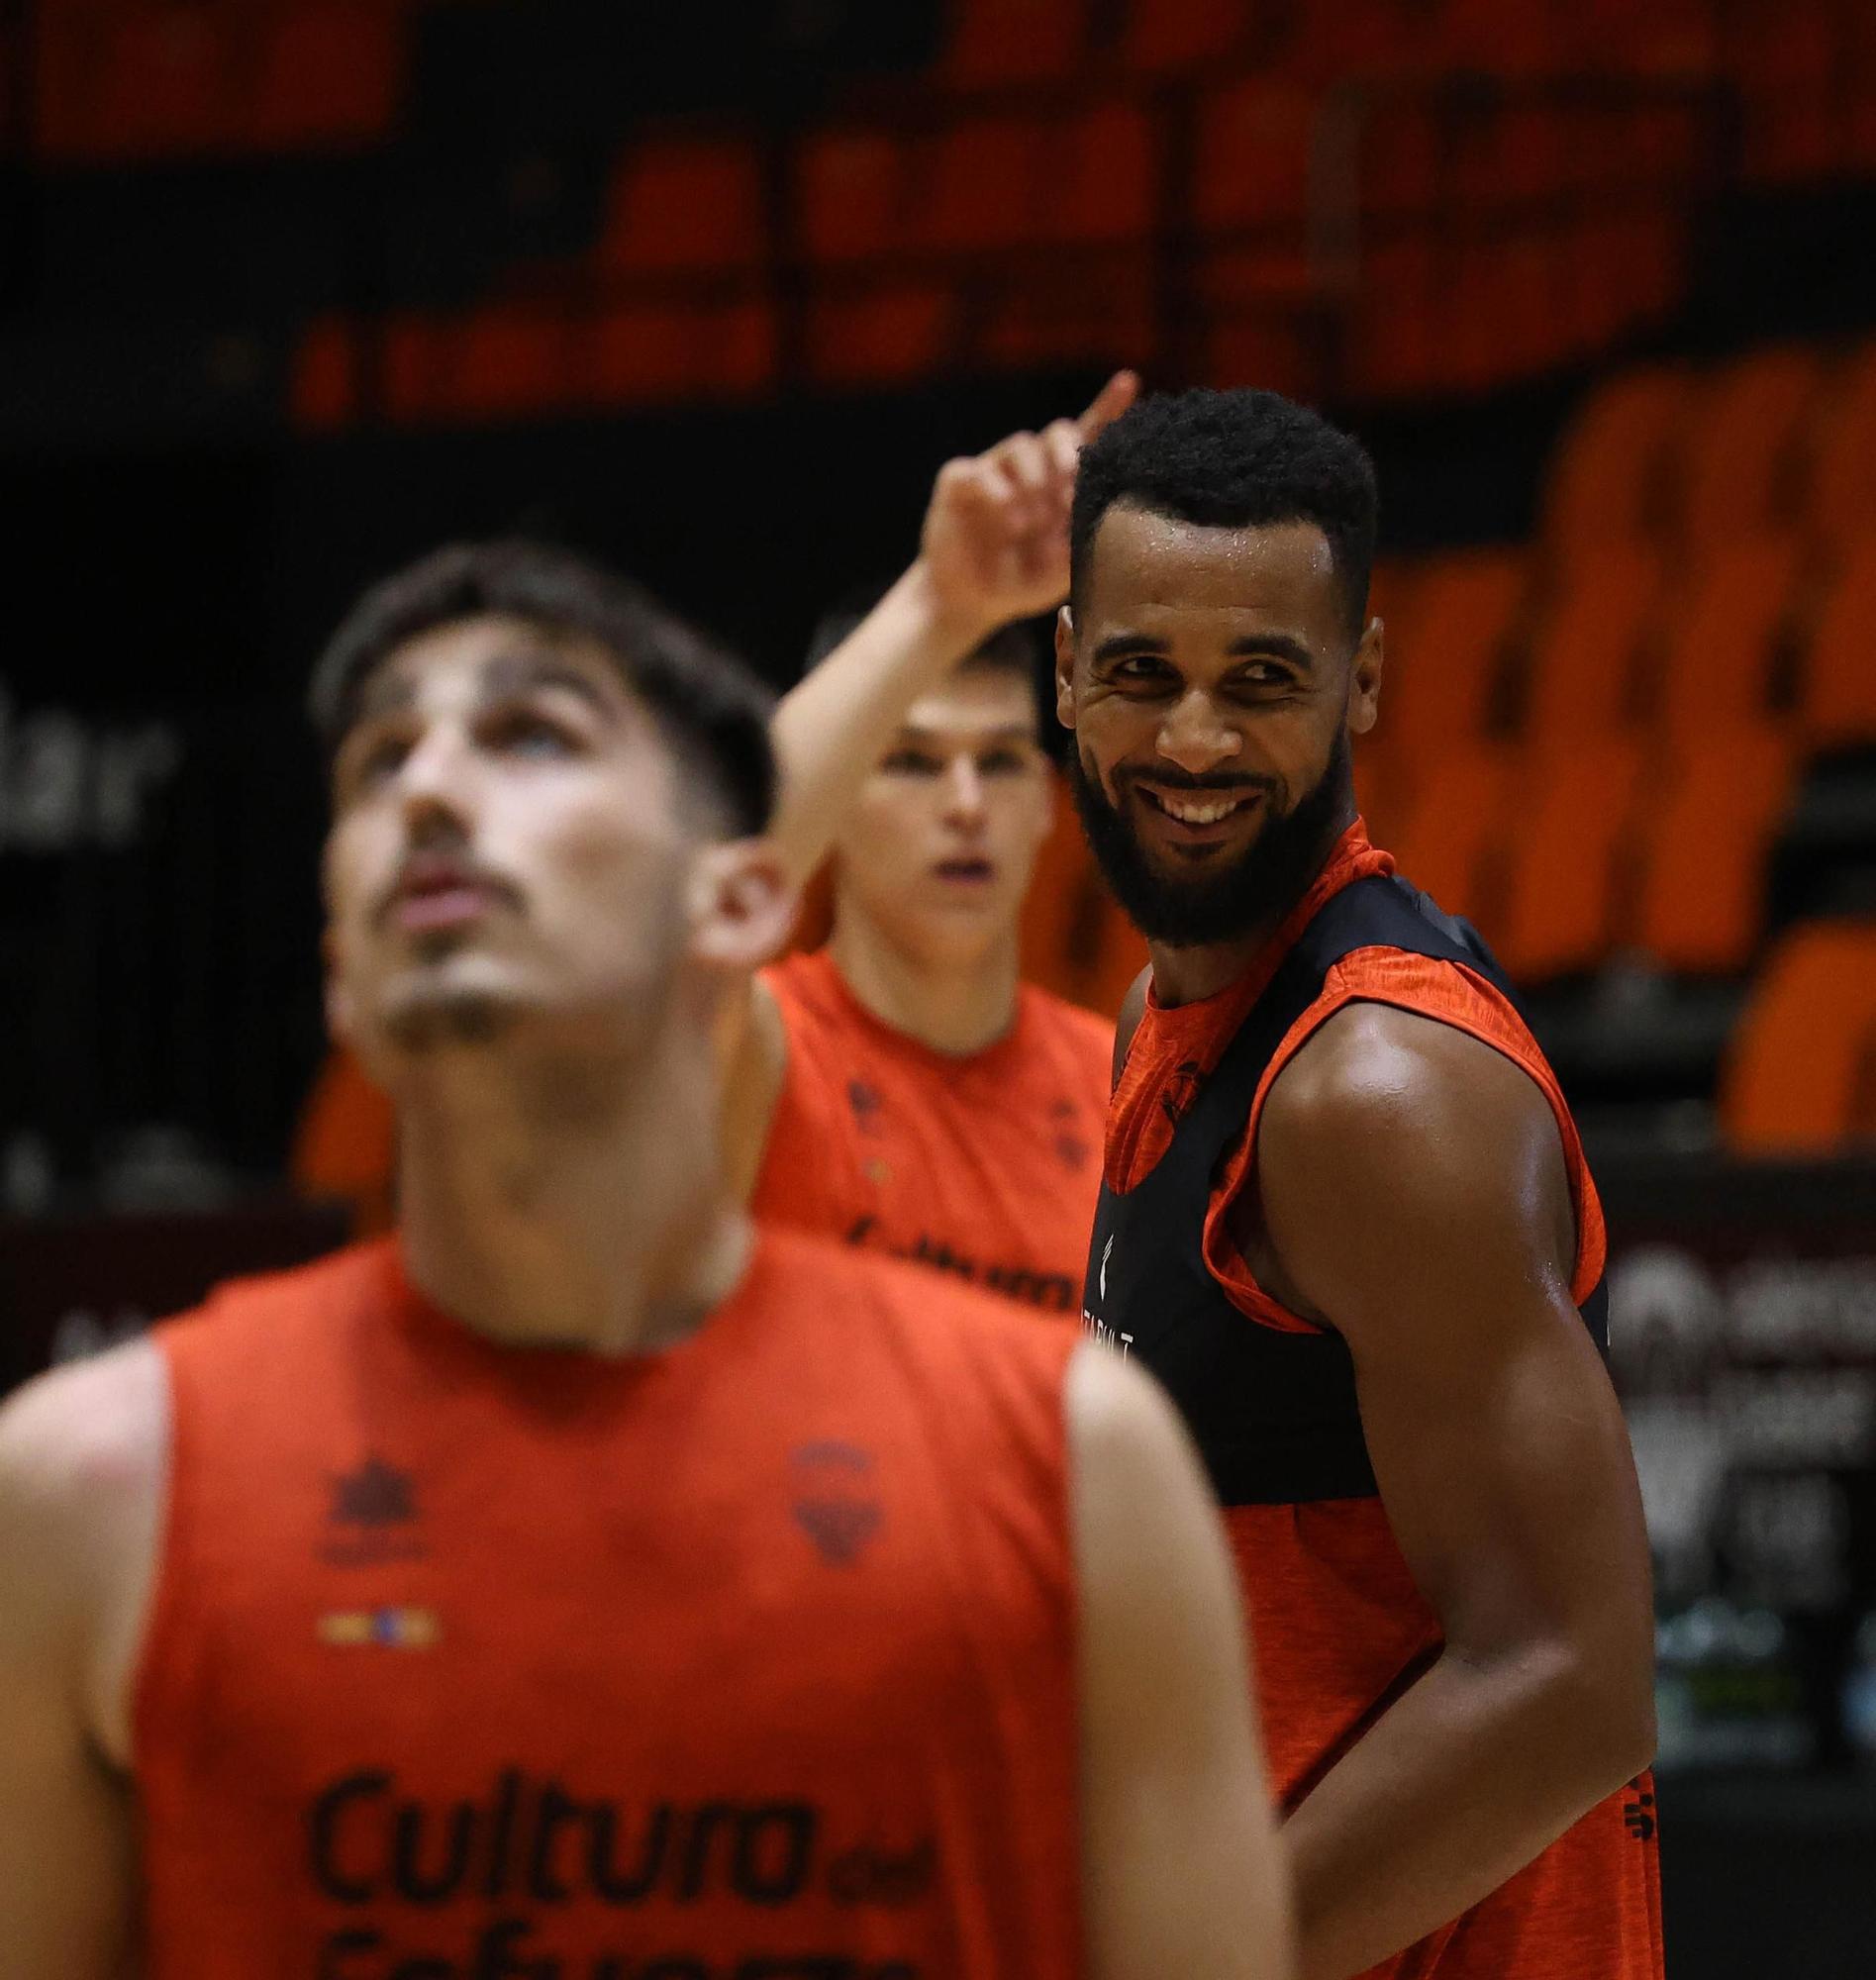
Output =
[{"x1": 919, "y1": 369, "x2": 1139, "y2": 639}]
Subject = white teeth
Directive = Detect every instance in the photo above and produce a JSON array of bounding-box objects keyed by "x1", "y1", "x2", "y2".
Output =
[{"x1": 1148, "y1": 790, "x2": 1244, "y2": 825}]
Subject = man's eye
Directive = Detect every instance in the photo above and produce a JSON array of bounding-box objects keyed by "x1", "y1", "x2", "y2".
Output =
[
  {"x1": 980, "y1": 748, "x2": 1029, "y2": 775},
  {"x1": 492, "y1": 713, "x2": 575, "y2": 757},
  {"x1": 1237, "y1": 664, "x2": 1293, "y2": 690},
  {"x1": 881, "y1": 749, "x2": 941, "y2": 775},
  {"x1": 1112, "y1": 657, "x2": 1171, "y2": 683},
  {"x1": 345, "y1": 735, "x2": 410, "y2": 791}
]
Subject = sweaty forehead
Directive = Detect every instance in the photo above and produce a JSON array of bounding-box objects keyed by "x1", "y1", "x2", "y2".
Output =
[{"x1": 1079, "y1": 506, "x2": 1343, "y2": 643}]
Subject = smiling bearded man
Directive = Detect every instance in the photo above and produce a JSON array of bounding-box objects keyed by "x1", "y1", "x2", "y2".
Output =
[{"x1": 1058, "y1": 386, "x2": 1664, "y2": 1980}]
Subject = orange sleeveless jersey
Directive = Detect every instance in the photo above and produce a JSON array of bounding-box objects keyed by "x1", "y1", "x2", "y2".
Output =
[
  {"x1": 1108, "y1": 822, "x2": 1664, "y2": 1980},
  {"x1": 750, "y1": 950, "x2": 1112, "y2": 1317},
  {"x1": 135, "y1": 1229, "x2": 1083, "y2": 1980}
]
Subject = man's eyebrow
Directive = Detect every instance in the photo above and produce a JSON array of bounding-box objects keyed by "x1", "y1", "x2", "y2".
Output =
[
  {"x1": 1225, "y1": 632, "x2": 1316, "y2": 669},
  {"x1": 1090, "y1": 628, "x2": 1317, "y2": 669},
  {"x1": 350, "y1": 672, "x2": 415, "y2": 725},
  {"x1": 480, "y1": 650, "x2": 616, "y2": 713},
  {"x1": 895, "y1": 722, "x2": 1037, "y2": 747}
]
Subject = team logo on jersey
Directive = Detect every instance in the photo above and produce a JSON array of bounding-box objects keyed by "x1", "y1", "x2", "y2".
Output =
[
  {"x1": 791, "y1": 1441, "x2": 882, "y2": 1565},
  {"x1": 323, "y1": 1454, "x2": 428, "y2": 1566},
  {"x1": 317, "y1": 1606, "x2": 441, "y2": 1649},
  {"x1": 1099, "y1": 1233, "x2": 1114, "y2": 1302},
  {"x1": 1623, "y1": 1785, "x2": 1656, "y2": 1842},
  {"x1": 1161, "y1": 1058, "x2": 1205, "y2": 1129},
  {"x1": 846, "y1": 1079, "x2": 884, "y2": 1134}
]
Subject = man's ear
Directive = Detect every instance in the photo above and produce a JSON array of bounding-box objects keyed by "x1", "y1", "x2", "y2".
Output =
[
  {"x1": 1348, "y1": 614, "x2": 1384, "y2": 738},
  {"x1": 688, "y1": 839, "x2": 798, "y2": 975},
  {"x1": 1053, "y1": 607, "x2": 1077, "y2": 733}
]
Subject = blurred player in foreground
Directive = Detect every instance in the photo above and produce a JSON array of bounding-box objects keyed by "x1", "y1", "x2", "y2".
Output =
[
  {"x1": 0, "y1": 430, "x2": 1291, "y2": 1977},
  {"x1": 1063, "y1": 388, "x2": 1661, "y2": 1980}
]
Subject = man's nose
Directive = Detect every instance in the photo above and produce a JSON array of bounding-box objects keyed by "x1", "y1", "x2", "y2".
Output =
[
  {"x1": 1156, "y1": 690, "x2": 1241, "y2": 776},
  {"x1": 395, "y1": 726, "x2": 476, "y2": 841},
  {"x1": 941, "y1": 756, "x2": 988, "y2": 825}
]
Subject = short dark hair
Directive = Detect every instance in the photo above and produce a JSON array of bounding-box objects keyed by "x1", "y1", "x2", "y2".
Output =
[
  {"x1": 1070, "y1": 388, "x2": 1379, "y2": 637},
  {"x1": 804, "y1": 580, "x2": 1039, "y2": 697},
  {"x1": 309, "y1": 540, "x2": 776, "y2": 838}
]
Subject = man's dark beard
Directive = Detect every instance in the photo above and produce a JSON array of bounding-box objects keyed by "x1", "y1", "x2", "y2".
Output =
[{"x1": 1068, "y1": 729, "x2": 1352, "y2": 948}]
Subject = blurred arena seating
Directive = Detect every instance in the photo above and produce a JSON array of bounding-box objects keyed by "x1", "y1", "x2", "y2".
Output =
[{"x1": 1352, "y1": 334, "x2": 1876, "y2": 1154}]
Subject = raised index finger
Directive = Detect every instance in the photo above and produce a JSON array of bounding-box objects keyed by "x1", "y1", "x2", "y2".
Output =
[{"x1": 1075, "y1": 369, "x2": 1140, "y2": 443}]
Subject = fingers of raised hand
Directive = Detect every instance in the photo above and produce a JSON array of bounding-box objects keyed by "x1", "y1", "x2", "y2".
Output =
[{"x1": 1076, "y1": 368, "x2": 1139, "y2": 442}]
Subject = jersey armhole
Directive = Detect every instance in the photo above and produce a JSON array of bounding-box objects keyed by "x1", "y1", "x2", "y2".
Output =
[{"x1": 1200, "y1": 950, "x2": 1608, "y2": 1333}]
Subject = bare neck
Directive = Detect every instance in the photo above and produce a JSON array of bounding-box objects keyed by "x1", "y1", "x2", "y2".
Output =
[
  {"x1": 827, "y1": 897, "x2": 1021, "y2": 1057},
  {"x1": 390, "y1": 1017, "x2": 749, "y2": 1355}
]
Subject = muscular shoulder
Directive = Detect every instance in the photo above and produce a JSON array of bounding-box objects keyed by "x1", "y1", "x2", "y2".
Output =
[
  {"x1": 1256, "y1": 1003, "x2": 1577, "y2": 1336},
  {"x1": 1262, "y1": 1001, "x2": 1560, "y2": 1192}
]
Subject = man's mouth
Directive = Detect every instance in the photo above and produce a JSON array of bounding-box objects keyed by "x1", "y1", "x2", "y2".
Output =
[
  {"x1": 381, "y1": 855, "x2": 516, "y2": 933},
  {"x1": 1135, "y1": 784, "x2": 1267, "y2": 832},
  {"x1": 934, "y1": 856, "x2": 996, "y2": 885}
]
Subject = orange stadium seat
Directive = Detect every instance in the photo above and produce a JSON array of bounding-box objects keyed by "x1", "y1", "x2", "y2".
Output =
[
  {"x1": 380, "y1": 312, "x2": 448, "y2": 422},
  {"x1": 1386, "y1": 740, "x2": 1518, "y2": 932},
  {"x1": 1283, "y1": 0, "x2": 1417, "y2": 83},
  {"x1": 1677, "y1": 345, "x2": 1824, "y2": 550},
  {"x1": 1116, "y1": 0, "x2": 1247, "y2": 73},
  {"x1": 1349, "y1": 241, "x2": 1441, "y2": 397},
  {"x1": 1519, "y1": 542, "x2": 1664, "y2": 742},
  {"x1": 290, "y1": 313, "x2": 360, "y2": 430},
  {"x1": 1541, "y1": 365, "x2": 1691, "y2": 555},
  {"x1": 90, "y1": 4, "x2": 235, "y2": 157},
  {"x1": 1799, "y1": 535, "x2": 1876, "y2": 747},
  {"x1": 1654, "y1": 532, "x2": 1800, "y2": 735},
  {"x1": 978, "y1": 255, "x2": 1154, "y2": 369},
  {"x1": 1721, "y1": 919, "x2": 1876, "y2": 1152},
  {"x1": 247, "y1": 3, "x2": 401, "y2": 150},
  {"x1": 943, "y1": 0, "x2": 1086, "y2": 85},
  {"x1": 1046, "y1": 100, "x2": 1159, "y2": 244},
  {"x1": 1381, "y1": 546, "x2": 1528, "y2": 757},
  {"x1": 600, "y1": 135, "x2": 766, "y2": 273},
  {"x1": 797, "y1": 129, "x2": 907, "y2": 264},
  {"x1": 1357, "y1": 101, "x2": 1442, "y2": 222},
  {"x1": 1495, "y1": 735, "x2": 1648, "y2": 980},
  {"x1": 1192, "y1": 81, "x2": 1316, "y2": 234},
  {"x1": 1632, "y1": 726, "x2": 1796, "y2": 974},
  {"x1": 447, "y1": 307, "x2": 579, "y2": 420},
  {"x1": 806, "y1": 285, "x2": 954, "y2": 386},
  {"x1": 921, "y1": 114, "x2": 1046, "y2": 250},
  {"x1": 1429, "y1": 0, "x2": 1564, "y2": 75},
  {"x1": 1807, "y1": 341, "x2": 1876, "y2": 545},
  {"x1": 590, "y1": 299, "x2": 775, "y2": 403}
]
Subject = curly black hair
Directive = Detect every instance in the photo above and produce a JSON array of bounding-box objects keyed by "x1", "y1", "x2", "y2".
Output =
[
  {"x1": 1069, "y1": 388, "x2": 1378, "y2": 637},
  {"x1": 308, "y1": 540, "x2": 776, "y2": 839}
]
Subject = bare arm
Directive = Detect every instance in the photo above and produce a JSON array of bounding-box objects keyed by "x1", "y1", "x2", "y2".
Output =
[
  {"x1": 0, "y1": 1345, "x2": 166, "y2": 1980},
  {"x1": 767, "y1": 370, "x2": 1135, "y2": 890},
  {"x1": 1250, "y1": 1008, "x2": 1655, "y2": 1980},
  {"x1": 1068, "y1": 1342, "x2": 1295, "y2": 1980}
]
